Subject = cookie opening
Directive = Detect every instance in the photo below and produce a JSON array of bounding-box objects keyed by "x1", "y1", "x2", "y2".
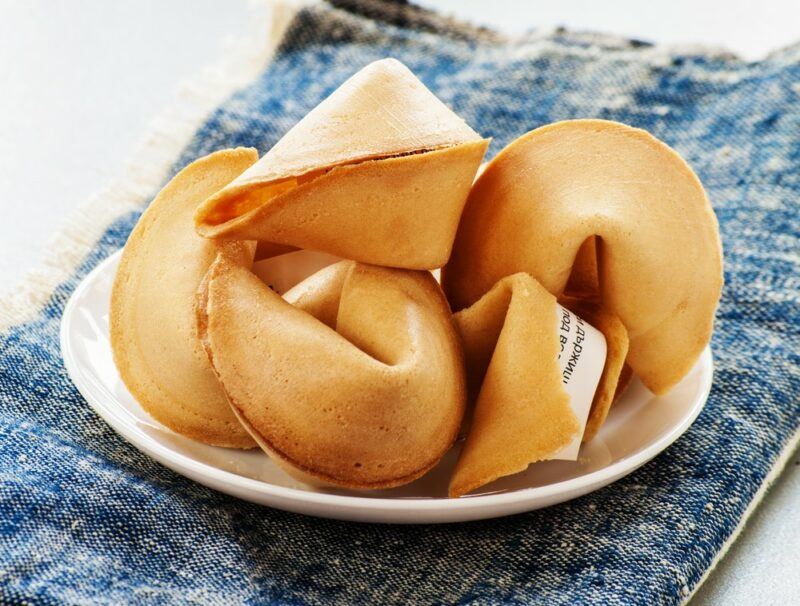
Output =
[{"x1": 196, "y1": 146, "x2": 443, "y2": 228}]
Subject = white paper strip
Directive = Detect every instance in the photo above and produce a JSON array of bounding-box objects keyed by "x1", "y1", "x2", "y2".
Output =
[{"x1": 550, "y1": 304, "x2": 607, "y2": 460}]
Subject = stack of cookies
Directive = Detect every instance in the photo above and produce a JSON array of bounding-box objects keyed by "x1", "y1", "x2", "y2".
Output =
[{"x1": 110, "y1": 59, "x2": 722, "y2": 497}]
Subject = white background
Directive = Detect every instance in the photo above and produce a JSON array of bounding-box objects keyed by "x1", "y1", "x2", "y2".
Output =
[{"x1": 1, "y1": 1, "x2": 798, "y2": 603}]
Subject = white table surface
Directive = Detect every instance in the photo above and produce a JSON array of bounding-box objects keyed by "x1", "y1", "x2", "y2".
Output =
[{"x1": 1, "y1": 1, "x2": 797, "y2": 603}]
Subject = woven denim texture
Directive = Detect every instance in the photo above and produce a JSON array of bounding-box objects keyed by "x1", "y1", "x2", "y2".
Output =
[{"x1": 1, "y1": 1, "x2": 799, "y2": 604}]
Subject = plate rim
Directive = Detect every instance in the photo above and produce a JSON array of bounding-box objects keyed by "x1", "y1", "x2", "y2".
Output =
[{"x1": 60, "y1": 251, "x2": 713, "y2": 519}]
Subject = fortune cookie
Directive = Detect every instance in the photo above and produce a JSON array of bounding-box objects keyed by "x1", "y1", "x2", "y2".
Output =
[
  {"x1": 110, "y1": 148, "x2": 258, "y2": 448},
  {"x1": 194, "y1": 58, "x2": 489, "y2": 269},
  {"x1": 196, "y1": 249, "x2": 466, "y2": 489},
  {"x1": 443, "y1": 120, "x2": 723, "y2": 395},
  {"x1": 449, "y1": 273, "x2": 579, "y2": 498}
]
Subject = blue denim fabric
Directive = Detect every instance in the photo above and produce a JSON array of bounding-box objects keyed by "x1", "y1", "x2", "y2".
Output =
[{"x1": 1, "y1": 2, "x2": 798, "y2": 604}]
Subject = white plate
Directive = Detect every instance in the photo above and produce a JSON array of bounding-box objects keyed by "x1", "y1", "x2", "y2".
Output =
[{"x1": 61, "y1": 251, "x2": 713, "y2": 524}]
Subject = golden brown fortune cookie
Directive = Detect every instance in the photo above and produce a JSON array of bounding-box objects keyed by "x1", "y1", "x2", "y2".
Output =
[
  {"x1": 194, "y1": 58, "x2": 489, "y2": 269},
  {"x1": 449, "y1": 273, "x2": 580, "y2": 498},
  {"x1": 443, "y1": 119, "x2": 723, "y2": 395},
  {"x1": 196, "y1": 249, "x2": 466, "y2": 489},
  {"x1": 110, "y1": 148, "x2": 258, "y2": 448}
]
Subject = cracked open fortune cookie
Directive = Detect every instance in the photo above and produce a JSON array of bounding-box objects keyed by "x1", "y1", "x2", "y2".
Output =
[{"x1": 448, "y1": 274, "x2": 630, "y2": 497}]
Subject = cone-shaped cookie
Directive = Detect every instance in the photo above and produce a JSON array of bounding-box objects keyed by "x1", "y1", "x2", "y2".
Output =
[
  {"x1": 110, "y1": 148, "x2": 258, "y2": 448},
  {"x1": 197, "y1": 250, "x2": 466, "y2": 489},
  {"x1": 449, "y1": 274, "x2": 579, "y2": 498},
  {"x1": 443, "y1": 120, "x2": 723, "y2": 395},
  {"x1": 195, "y1": 58, "x2": 489, "y2": 269}
]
